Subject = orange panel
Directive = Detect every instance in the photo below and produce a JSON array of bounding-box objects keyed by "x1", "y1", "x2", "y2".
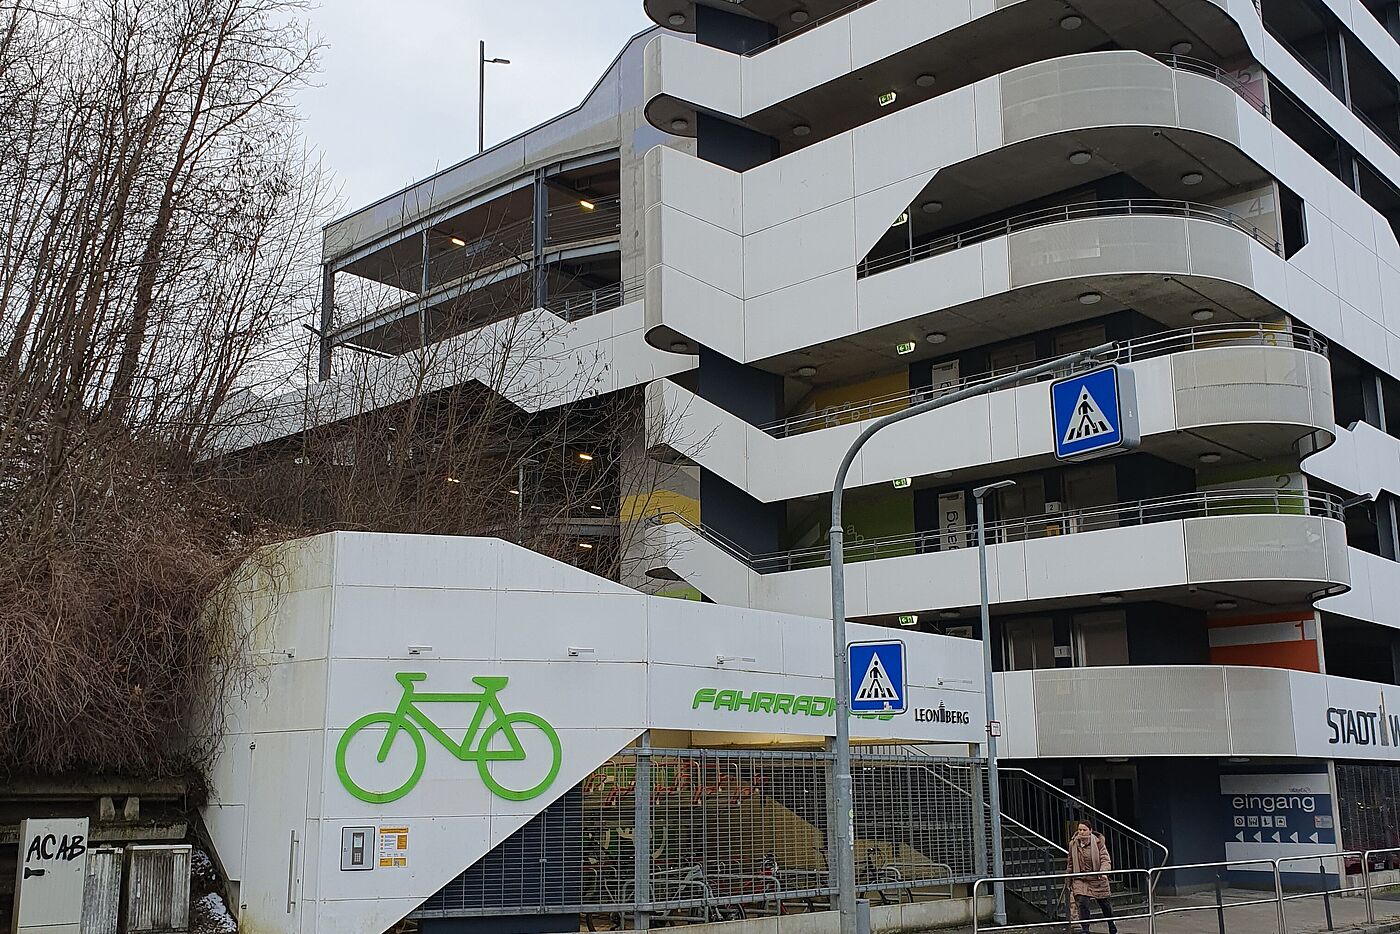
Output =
[{"x1": 1209, "y1": 640, "x2": 1320, "y2": 672}]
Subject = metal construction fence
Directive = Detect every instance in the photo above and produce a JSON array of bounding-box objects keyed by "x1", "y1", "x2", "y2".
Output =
[
  {"x1": 974, "y1": 848, "x2": 1400, "y2": 934},
  {"x1": 413, "y1": 746, "x2": 996, "y2": 928}
]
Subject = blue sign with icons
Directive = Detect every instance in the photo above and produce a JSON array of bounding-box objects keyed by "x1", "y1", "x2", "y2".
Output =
[
  {"x1": 849, "y1": 640, "x2": 906, "y2": 714},
  {"x1": 1050, "y1": 365, "x2": 1139, "y2": 461}
]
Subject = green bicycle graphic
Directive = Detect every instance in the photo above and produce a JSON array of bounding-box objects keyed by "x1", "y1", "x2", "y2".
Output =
[{"x1": 335, "y1": 672, "x2": 562, "y2": 804}]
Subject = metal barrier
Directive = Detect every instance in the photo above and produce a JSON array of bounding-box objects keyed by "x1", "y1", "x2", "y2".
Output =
[
  {"x1": 973, "y1": 868, "x2": 1154, "y2": 934},
  {"x1": 412, "y1": 746, "x2": 1017, "y2": 927},
  {"x1": 760, "y1": 323, "x2": 1324, "y2": 439},
  {"x1": 859, "y1": 198, "x2": 1283, "y2": 278},
  {"x1": 1361, "y1": 847, "x2": 1400, "y2": 924},
  {"x1": 975, "y1": 852, "x2": 1400, "y2": 934},
  {"x1": 651, "y1": 488, "x2": 1345, "y2": 574}
]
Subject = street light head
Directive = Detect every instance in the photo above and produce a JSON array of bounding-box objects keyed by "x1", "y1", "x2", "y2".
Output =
[{"x1": 973, "y1": 479, "x2": 1017, "y2": 500}]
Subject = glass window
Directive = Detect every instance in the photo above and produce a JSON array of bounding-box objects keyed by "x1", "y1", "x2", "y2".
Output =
[
  {"x1": 1075, "y1": 611, "x2": 1130, "y2": 667},
  {"x1": 1005, "y1": 618, "x2": 1056, "y2": 671},
  {"x1": 1054, "y1": 323, "x2": 1107, "y2": 356},
  {"x1": 988, "y1": 341, "x2": 1037, "y2": 372}
]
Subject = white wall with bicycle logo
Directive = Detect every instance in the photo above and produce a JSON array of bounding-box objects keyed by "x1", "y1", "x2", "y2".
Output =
[{"x1": 201, "y1": 531, "x2": 985, "y2": 934}]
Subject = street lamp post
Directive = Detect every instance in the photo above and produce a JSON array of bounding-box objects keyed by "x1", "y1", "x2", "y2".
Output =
[
  {"x1": 974, "y1": 479, "x2": 1016, "y2": 927},
  {"x1": 828, "y1": 341, "x2": 1117, "y2": 934},
  {"x1": 478, "y1": 41, "x2": 511, "y2": 153}
]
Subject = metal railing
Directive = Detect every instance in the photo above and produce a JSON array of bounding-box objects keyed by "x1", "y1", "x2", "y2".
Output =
[
  {"x1": 412, "y1": 746, "x2": 1019, "y2": 926},
  {"x1": 1000, "y1": 768, "x2": 1169, "y2": 908},
  {"x1": 650, "y1": 488, "x2": 1344, "y2": 574},
  {"x1": 1157, "y1": 53, "x2": 1269, "y2": 115},
  {"x1": 859, "y1": 198, "x2": 1283, "y2": 278},
  {"x1": 975, "y1": 849, "x2": 1400, "y2": 934},
  {"x1": 762, "y1": 323, "x2": 1324, "y2": 438},
  {"x1": 544, "y1": 195, "x2": 623, "y2": 246},
  {"x1": 976, "y1": 868, "x2": 1155, "y2": 933},
  {"x1": 541, "y1": 274, "x2": 645, "y2": 321}
]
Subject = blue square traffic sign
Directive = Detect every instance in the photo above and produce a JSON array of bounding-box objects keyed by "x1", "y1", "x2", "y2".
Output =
[
  {"x1": 849, "y1": 640, "x2": 906, "y2": 714},
  {"x1": 1050, "y1": 365, "x2": 1139, "y2": 461}
]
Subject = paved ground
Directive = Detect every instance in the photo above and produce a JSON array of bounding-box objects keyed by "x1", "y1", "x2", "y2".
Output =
[
  {"x1": 1046, "y1": 890, "x2": 1400, "y2": 934},
  {"x1": 574, "y1": 889, "x2": 1400, "y2": 931}
]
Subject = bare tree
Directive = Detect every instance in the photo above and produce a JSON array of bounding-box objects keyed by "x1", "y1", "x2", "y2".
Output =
[
  {"x1": 0, "y1": 0, "x2": 326, "y2": 778},
  {"x1": 0, "y1": 0, "x2": 691, "y2": 782},
  {"x1": 215, "y1": 190, "x2": 686, "y2": 583}
]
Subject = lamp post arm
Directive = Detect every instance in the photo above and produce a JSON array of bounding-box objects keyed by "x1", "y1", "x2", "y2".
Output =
[
  {"x1": 830, "y1": 340, "x2": 1116, "y2": 532},
  {"x1": 827, "y1": 339, "x2": 1118, "y2": 934}
]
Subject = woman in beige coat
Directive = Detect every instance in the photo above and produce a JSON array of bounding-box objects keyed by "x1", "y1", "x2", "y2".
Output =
[{"x1": 1067, "y1": 820, "x2": 1118, "y2": 934}]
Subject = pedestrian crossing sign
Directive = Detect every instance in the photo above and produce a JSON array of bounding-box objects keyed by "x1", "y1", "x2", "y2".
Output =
[
  {"x1": 849, "y1": 640, "x2": 907, "y2": 714},
  {"x1": 1050, "y1": 365, "x2": 1139, "y2": 461}
]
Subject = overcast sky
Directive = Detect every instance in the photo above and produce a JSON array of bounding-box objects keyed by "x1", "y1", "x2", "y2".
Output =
[{"x1": 300, "y1": 1, "x2": 654, "y2": 215}]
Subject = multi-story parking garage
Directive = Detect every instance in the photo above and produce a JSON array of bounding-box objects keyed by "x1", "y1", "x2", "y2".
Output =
[{"x1": 218, "y1": 0, "x2": 1400, "y2": 926}]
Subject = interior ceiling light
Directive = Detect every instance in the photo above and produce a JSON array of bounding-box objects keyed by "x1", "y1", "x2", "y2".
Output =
[
  {"x1": 449, "y1": 236, "x2": 467, "y2": 247},
  {"x1": 1216, "y1": 599, "x2": 1239, "y2": 610},
  {"x1": 921, "y1": 200, "x2": 943, "y2": 214},
  {"x1": 508, "y1": 488, "x2": 521, "y2": 496},
  {"x1": 939, "y1": 609, "x2": 960, "y2": 619},
  {"x1": 934, "y1": 471, "x2": 953, "y2": 479},
  {"x1": 1181, "y1": 171, "x2": 1205, "y2": 186},
  {"x1": 791, "y1": 9, "x2": 810, "y2": 22},
  {"x1": 1170, "y1": 40, "x2": 1193, "y2": 55},
  {"x1": 670, "y1": 117, "x2": 690, "y2": 132},
  {"x1": 445, "y1": 476, "x2": 462, "y2": 484},
  {"x1": 926, "y1": 332, "x2": 948, "y2": 344},
  {"x1": 577, "y1": 452, "x2": 594, "y2": 462},
  {"x1": 578, "y1": 542, "x2": 595, "y2": 550},
  {"x1": 796, "y1": 365, "x2": 818, "y2": 377},
  {"x1": 1078, "y1": 291, "x2": 1102, "y2": 305},
  {"x1": 589, "y1": 504, "x2": 604, "y2": 511},
  {"x1": 1199, "y1": 452, "x2": 1223, "y2": 464},
  {"x1": 1192, "y1": 308, "x2": 1216, "y2": 321},
  {"x1": 1068, "y1": 150, "x2": 1092, "y2": 165},
  {"x1": 916, "y1": 74, "x2": 936, "y2": 88},
  {"x1": 792, "y1": 124, "x2": 812, "y2": 137},
  {"x1": 668, "y1": 13, "x2": 687, "y2": 26},
  {"x1": 1100, "y1": 593, "x2": 1123, "y2": 604},
  {"x1": 1060, "y1": 14, "x2": 1083, "y2": 29},
  {"x1": 670, "y1": 341, "x2": 690, "y2": 353},
  {"x1": 578, "y1": 199, "x2": 596, "y2": 211}
]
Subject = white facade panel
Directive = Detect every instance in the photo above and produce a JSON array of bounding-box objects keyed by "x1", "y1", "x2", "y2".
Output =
[{"x1": 209, "y1": 533, "x2": 987, "y2": 933}]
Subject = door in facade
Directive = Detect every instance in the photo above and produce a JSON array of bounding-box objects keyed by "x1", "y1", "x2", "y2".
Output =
[{"x1": 1083, "y1": 763, "x2": 1139, "y2": 829}]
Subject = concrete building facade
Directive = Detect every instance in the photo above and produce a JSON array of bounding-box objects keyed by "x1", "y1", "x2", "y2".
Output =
[{"x1": 226, "y1": 0, "x2": 1400, "y2": 916}]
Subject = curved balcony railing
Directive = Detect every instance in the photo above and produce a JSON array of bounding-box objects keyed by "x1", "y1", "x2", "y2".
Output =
[
  {"x1": 859, "y1": 198, "x2": 1282, "y2": 278},
  {"x1": 1155, "y1": 53, "x2": 1268, "y2": 115},
  {"x1": 651, "y1": 488, "x2": 1344, "y2": 574},
  {"x1": 762, "y1": 323, "x2": 1325, "y2": 439}
]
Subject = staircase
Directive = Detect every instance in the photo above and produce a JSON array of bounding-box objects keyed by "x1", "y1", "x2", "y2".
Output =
[
  {"x1": 887, "y1": 749, "x2": 1167, "y2": 923},
  {"x1": 999, "y1": 815, "x2": 1070, "y2": 919},
  {"x1": 999, "y1": 767, "x2": 1170, "y2": 914}
]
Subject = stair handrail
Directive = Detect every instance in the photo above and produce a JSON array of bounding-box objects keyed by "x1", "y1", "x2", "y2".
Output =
[
  {"x1": 898, "y1": 752, "x2": 1068, "y2": 857},
  {"x1": 1000, "y1": 767, "x2": 1170, "y2": 868}
]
